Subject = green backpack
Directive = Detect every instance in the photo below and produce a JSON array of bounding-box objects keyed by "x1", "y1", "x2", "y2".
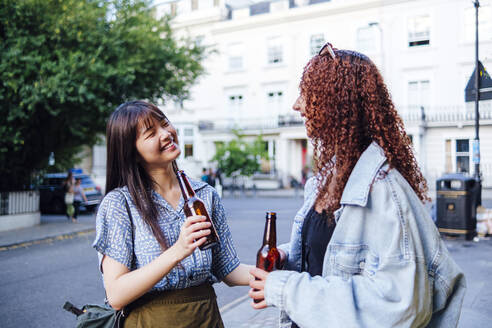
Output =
[
  {"x1": 63, "y1": 191, "x2": 132, "y2": 328},
  {"x1": 64, "y1": 302, "x2": 126, "y2": 328}
]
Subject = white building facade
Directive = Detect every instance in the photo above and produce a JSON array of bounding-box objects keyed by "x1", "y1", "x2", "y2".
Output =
[{"x1": 91, "y1": 0, "x2": 492, "y2": 190}]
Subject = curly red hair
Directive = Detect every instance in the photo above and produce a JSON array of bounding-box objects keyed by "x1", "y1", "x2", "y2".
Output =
[{"x1": 300, "y1": 48, "x2": 429, "y2": 215}]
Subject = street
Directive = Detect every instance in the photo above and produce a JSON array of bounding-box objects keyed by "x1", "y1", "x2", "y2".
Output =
[
  {"x1": 0, "y1": 196, "x2": 303, "y2": 328},
  {"x1": 2, "y1": 195, "x2": 492, "y2": 327}
]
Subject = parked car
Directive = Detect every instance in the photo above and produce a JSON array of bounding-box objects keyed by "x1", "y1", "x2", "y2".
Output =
[{"x1": 38, "y1": 171, "x2": 102, "y2": 214}]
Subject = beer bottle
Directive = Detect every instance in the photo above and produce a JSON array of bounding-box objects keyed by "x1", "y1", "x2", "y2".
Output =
[
  {"x1": 173, "y1": 161, "x2": 220, "y2": 250},
  {"x1": 255, "y1": 212, "x2": 281, "y2": 303}
]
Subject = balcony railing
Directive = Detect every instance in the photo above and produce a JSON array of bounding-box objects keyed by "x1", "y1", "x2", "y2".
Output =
[
  {"x1": 400, "y1": 105, "x2": 492, "y2": 124},
  {"x1": 198, "y1": 114, "x2": 303, "y2": 132},
  {"x1": 198, "y1": 105, "x2": 492, "y2": 132},
  {"x1": 0, "y1": 191, "x2": 39, "y2": 216}
]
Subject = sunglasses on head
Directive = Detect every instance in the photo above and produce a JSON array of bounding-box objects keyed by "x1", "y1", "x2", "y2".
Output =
[
  {"x1": 318, "y1": 42, "x2": 336, "y2": 59},
  {"x1": 318, "y1": 43, "x2": 369, "y2": 62}
]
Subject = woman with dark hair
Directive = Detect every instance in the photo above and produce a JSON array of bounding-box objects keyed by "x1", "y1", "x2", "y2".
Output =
[
  {"x1": 248, "y1": 44, "x2": 465, "y2": 327},
  {"x1": 93, "y1": 100, "x2": 251, "y2": 327}
]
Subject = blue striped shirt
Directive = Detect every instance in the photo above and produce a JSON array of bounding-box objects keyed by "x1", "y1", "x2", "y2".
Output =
[{"x1": 92, "y1": 179, "x2": 240, "y2": 290}]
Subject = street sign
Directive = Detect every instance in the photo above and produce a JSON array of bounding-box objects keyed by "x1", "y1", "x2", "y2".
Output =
[{"x1": 465, "y1": 61, "x2": 492, "y2": 102}]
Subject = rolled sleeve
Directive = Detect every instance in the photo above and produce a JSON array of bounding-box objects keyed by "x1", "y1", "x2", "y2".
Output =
[
  {"x1": 210, "y1": 189, "x2": 240, "y2": 281},
  {"x1": 92, "y1": 190, "x2": 133, "y2": 271},
  {"x1": 265, "y1": 270, "x2": 297, "y2": 308}
]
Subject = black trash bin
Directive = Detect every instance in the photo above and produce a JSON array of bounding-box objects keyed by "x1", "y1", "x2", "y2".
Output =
[{"x1": 436, "y1": 173, "x2": 478, "y2": 239}]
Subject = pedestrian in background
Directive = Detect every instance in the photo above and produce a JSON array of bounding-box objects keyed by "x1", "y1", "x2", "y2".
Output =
[
  {"x1": 63, "y1": 171, "x2": 75, "y2": 221},
  {"x1": 208, "y1": 168, "x2": 216, "y2": 188},
  {"x1": 93, "y1": 100, "x2": 252, "y2": 327},
  {"x1": 249, "y1": 44, "x2": 465, "y2": 327},
  {"x1": 215, "y1": 168, "x2": 223, "y2": 198},
  {"x1": 215, "y1": 168, "x2": 223, "y2": 187},
  {"x1": 72, "y1": 177, "x2": 88, "y2": 222},
  {"x1": 301, "y1": 166, "x2": 309, "y2": 187},
  {"x1": 201, "y1": 167, "x2": 210, "y2": 185}
]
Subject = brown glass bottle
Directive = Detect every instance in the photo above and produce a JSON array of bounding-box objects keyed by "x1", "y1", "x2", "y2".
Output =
[
  {"x1": 173, "y1": 162, "x2": 220, "y2": 250},
  {"x1": 255, "y1": 212, "x2": 281, "y2": 303}
]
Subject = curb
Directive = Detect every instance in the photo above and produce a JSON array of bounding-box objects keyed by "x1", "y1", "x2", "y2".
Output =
[{"x1": 0, "y1": 228, "x2": 95, "y2": 252}]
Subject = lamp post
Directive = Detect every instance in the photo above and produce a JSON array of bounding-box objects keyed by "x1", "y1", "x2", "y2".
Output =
[
  {"x1": 48, "y1": 152, "x2": 55, "y2": 166},
  {"x1": 473, "y1": 0, "x2": 482, "y2": 205}
]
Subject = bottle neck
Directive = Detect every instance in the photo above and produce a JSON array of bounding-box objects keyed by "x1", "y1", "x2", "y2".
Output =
[
  {"x1": 175, "y1": 170, "x2": 195, "y2": 201},
  {"x1": 262, "y1": 217, "x2": 277, "y2": 248}
]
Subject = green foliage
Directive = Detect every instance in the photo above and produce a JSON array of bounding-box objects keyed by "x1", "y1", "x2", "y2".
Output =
[
  {"x1": 212, "y1": 131, "x2": 269, "y2": 177},
  {"x1": 0, "y1": 0, "x2": 205, "y2": 190}
]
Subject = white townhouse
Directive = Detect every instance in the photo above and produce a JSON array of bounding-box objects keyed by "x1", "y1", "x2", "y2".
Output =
[{"x1": 88, "y1": 0, "x2": 492, "y2": 191}]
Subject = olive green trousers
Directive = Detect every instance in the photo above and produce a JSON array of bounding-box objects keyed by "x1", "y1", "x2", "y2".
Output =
[{"x1": 124, "y1": 284, "x2": 224, "y2": 328}]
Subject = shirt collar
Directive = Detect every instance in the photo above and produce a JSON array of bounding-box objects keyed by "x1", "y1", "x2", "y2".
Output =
[
  {"x1": 339, "y1": 141, "x2": 388, "y2": 207},
  {"x1": 188, "y1": 178, "x2": 208, "y2": 192},
  {"x1": 150, "y1": 177, "x2": 209, "y2": 214}
]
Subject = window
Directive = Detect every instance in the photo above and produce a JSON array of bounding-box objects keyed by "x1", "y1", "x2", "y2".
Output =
[
  {"x1": 227, "y1": 43, "x2": 244, "y2": 71},
  {"x1": 214, "y1": 141, "x2": 224, "y2": 148},
  {"x1": 408, "y1": 15, "x2": 430, "y2": 47},
  {"x1": 267, "y1": 90, "x2": 284, "y2": 115},
  {"x1": 267, "y1": 91, "x2": 283, "y2": 98},
  {"x1": 267, "y1": 37, "x2": 283, "y2": 65},
  {"x1": 191, "y1": 0, "x2": 198, "y2": 11},
  {"x1": 310, "y1": 34, "x2": 325, "y2": 56},
  {"x1": 356, "y1": 26, "x2": 377, "y2": 53},
  {"x1": 407, "y1": 80, "x2": 430, "y2": 112},
  {"x1": 173, "y1": 99, "x2": 183, "y2": 110},
  {"x1": 464, "y1": 6, "x2": 492, "y2": 43},
  {"x1": 170, "y1": 2, "x2": 177, "y2": 16},
  {"x1": 184, "y1": 144, "x2": 193, "y2": 158},
  {"x1": 228, "y1": 94, "x2": 244, "y2": 110},
  {"x1": 309, "y1": 0, "x2": 331, "y2": 4},
  {"x1": 184, "y1": 128, "x2": 194, "y2": 137},
  {"x1": 250, "y1": 2, "x2": 270, "y2": 16},
  {"x1": 456, "y1": 139, "x2": 470, "y2": 173},
  {"x1": 214, "y1": 0, "x2": 220, "y2": 7},
  {"x1": 195, "y1": 35, "x2": 204, "y2": 47}
]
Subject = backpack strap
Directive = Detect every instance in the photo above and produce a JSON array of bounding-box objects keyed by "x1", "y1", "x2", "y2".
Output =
[{"x1": 117, "y1": 189, "x2": 137, "y2": 270}]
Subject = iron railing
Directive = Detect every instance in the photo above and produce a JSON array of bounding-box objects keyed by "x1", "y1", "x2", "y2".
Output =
[
  {"x1": 198, "y1": 105, "x2": 492, "y2": 132},
  {"x1": 0, "y1": 191, "x2": 39, "y2": 215}
]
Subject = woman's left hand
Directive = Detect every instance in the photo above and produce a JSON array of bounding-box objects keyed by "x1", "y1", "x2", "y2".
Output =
[{"x1": 248, "y1": 267, "x2": 269, "y2": 309}]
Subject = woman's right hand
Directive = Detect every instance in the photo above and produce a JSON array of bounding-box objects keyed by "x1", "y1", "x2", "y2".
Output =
[{"x1": 173, "y1": 215, "x2": 211, "y2": 261}]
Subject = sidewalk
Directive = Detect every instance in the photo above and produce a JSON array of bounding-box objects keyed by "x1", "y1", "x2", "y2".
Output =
[{"x1": 0, "y1": 213, "x2": 95, "y2": 250}]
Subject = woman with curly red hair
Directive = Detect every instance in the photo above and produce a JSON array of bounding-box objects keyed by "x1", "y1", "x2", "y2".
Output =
[{"x1": 248, "y1": 44, "x2": 465, "y2": 327}]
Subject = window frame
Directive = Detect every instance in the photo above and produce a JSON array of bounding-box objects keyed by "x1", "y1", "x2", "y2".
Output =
[{"x1": 407, "y1": 15, "x2": 431, "y2": 47}]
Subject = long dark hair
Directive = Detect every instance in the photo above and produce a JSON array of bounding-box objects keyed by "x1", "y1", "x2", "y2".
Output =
[{"x1": 106, "y1": 100, "x2": 171, "y2": 249}]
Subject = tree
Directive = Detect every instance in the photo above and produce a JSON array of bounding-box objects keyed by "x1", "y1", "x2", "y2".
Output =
[
  {"x1": 212, "y1": 131, "x2": 269, "y2": 178},
  {"x1": 0, "y1": 0, "x2": 205, "y2": 190}
]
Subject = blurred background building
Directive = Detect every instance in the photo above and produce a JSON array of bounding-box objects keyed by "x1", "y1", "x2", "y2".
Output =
[{"x1": 88, "y1": 0, "x2": 492, "y2": 191}]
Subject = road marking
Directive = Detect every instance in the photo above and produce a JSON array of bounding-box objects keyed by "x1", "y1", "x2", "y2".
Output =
[
  {"x1": 0, "y1": 229, "x2": 95, "y2": 251},
  {"x1": 219, "y1": 294, "x2": 250, "y2": 314}
]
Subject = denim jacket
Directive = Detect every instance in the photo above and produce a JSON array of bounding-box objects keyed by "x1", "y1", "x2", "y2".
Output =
[{"x1": 265, "y1": 142, "x2": 466, "y2": 328}]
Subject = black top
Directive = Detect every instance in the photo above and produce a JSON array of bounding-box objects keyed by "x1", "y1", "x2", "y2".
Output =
[
  {"x1": 301, "y1": 206, "x2": 336, "y2": 275},
  {"x1": 291, "y1": 206, "x2": 336, "y2": 328}
]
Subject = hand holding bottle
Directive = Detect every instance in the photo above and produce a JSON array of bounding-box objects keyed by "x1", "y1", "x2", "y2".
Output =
[
  {"x1": 173, "y1": 215, "x2": 211, "y2": 260},
  {"x1": 249, "y1": 267, "x2": 269, "y2": 309}
]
